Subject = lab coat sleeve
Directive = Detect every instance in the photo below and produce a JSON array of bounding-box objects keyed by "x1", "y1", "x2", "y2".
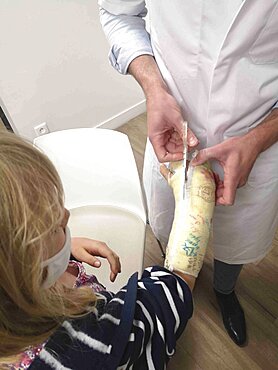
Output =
[
  {"x1": 273, "y1": 101, "x2": 278, "y2": 110},
  {"x1": 98, "y1": 1, "x2": 154, "y2": 74}
]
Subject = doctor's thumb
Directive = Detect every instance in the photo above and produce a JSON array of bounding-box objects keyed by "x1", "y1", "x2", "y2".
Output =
[
  {"x1": 187, "y1": 127, "x2": 199, "y2": 149},
  {"x1": 191, "y1": 148, "x2": 214, "y2": 166}
]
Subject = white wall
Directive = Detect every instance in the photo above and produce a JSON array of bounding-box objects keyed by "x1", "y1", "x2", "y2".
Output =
[{"x1": 0, "y1": 0, "x2": 145, "y2": 140}]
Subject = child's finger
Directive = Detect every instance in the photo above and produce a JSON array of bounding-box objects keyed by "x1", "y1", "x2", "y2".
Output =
[
  {"x1": 160, "y1": 164, "x2": 170, "y2": 180},
  {"x1": 79, "y1": 249, "x2": 102, "y2": 268},
  {"x1": 93, "y1": 242, "x2": 121, "y2": 281},
  {"x1": 107, "y1": 251, "x2": 121, "y2": 282},
  {"x1": 110, "y1": 271, "x2": 117, "y2": 282},
  {"x1": 85, "y1": 243, "x2": 121, "y2": 282},
  {"x1": 71, "y1": 237, "x2": 121, "y2": 281}
]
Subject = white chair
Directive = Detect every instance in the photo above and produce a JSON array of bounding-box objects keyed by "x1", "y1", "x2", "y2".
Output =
[{"x1": 34, "y1": 128, "x2": 146, "y2": 292}]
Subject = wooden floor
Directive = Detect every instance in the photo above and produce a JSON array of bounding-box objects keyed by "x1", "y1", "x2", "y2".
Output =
[
  {"x1": 118, "y1": 113, "x2": 278, "y2": 370},
  {"x1": 0, "y1": 118, "x2": 5, "y2": 130}
]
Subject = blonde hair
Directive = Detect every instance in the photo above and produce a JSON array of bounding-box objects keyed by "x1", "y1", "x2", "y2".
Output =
[{"x1": 0, "y1": 131, "x2": 96, "y2": 364}]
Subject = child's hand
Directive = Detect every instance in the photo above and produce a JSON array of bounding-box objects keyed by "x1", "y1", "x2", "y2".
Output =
[
  {"x1": 71, "y1": 237, "x2": 121, "y2": 282},
  {"x1": 160, "y1": 161, "x2": 188, "y2": 201}
]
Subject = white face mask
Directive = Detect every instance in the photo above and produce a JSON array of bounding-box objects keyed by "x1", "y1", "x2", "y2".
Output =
[{"x1": 41, "y1": 226, "x2": 71, "y2": 289}]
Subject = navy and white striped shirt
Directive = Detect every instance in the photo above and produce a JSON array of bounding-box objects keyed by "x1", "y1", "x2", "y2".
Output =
[{"x1": 30, "y1": 266, "x2": 193, "y2": 370}]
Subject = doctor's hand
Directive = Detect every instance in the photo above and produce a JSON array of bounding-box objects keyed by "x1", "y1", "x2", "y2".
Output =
[
  {"x1": 146, "y1": 88, "x2": 199, "y2": 162},
  {"x1": 128, "y1": 55, "x2": 199, "y2": 161},
  {"x1": 71, "y1": 237, "x2": 121, "y2": 282},
  {"x1": 191, "y1": 135, "x2": 260, "y2": 206},
  {"x1": 128, "y1": 55, "x2": 198, "y2": 161}
]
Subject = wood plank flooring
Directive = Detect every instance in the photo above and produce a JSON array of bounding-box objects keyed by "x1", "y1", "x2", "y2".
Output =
[
  {"x1": 117, "y1": 113, "x2": 278, "y2": 370},
  {"x1": 0, "y1": 118, "x2": 5, "y2": 130}
]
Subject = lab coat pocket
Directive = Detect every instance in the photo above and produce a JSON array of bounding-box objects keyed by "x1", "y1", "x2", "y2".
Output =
[{"x1": 249, "y1": 3, "x2": 278, "y2": 64}]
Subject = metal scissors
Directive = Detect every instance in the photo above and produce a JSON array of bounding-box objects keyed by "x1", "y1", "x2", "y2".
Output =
[{"x1": 182, "y1": 121, "x2": 188, "y2": 199}]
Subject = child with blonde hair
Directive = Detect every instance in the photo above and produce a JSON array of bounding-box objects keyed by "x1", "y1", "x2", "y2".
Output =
[{"x1": 0, "y1": 131, "x2": 215, "y2": 369}]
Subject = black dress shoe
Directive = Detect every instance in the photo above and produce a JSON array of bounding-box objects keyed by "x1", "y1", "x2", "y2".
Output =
[{"x1": 214, "y1": 289, "x2": 247, "y2": 346}]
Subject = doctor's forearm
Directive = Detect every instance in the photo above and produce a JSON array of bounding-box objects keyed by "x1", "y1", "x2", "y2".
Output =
[
  {"x1": 248, "y1": 108, "x2": 278, "y2": 154},
  {"x1": 128, "y1": 55, "x2": 168, "y2": 98}
]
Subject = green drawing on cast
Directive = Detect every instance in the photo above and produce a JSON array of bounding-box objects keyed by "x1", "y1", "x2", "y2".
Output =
[{"x1": 182, "y1": 233, "x2": 201, "y2": 257}]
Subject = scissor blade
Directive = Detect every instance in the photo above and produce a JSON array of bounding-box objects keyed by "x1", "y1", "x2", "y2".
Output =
[{"x1": 183, "y1": 121, "x2": 188, "y2": 200}]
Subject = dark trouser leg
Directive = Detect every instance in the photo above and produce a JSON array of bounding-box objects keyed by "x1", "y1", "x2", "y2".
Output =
[
  {"x1": 213, "y1": 259, "x2": 246, "y2": 345},
  {"x1": 213, "y1": 259, "x2": 243, "y2": 294}
]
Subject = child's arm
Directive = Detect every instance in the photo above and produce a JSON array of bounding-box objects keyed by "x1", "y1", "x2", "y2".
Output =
[
  {"x1": 161, "y1": 158, "x2": 216, "y2": 289},
  {"x1": 38, "y1": 266, "x2": 192, "y2": 369},
  {"x1": 118, "y1": 266, "x2": 193, "y2": 367}
]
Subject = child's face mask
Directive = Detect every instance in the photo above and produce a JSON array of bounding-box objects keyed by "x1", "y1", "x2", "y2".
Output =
[{"x1": 41, "y1": 226, "x2": 71, "y2": 288}]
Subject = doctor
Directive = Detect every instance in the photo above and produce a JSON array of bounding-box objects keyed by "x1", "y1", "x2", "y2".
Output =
[{"x1": 98, "y1": 0, "x2": 278, "y2": 346}]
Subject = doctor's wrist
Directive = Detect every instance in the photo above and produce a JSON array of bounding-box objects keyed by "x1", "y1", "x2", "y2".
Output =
[
  {"x1": 246, "y1": 109, "x2": 278, "y2": 154},
  {"x1": 144, "y1": 80, "x2": 168, "y2": 99},
  {"x1": 128, "y1": 55, "x2": 168, "y2": 97}
]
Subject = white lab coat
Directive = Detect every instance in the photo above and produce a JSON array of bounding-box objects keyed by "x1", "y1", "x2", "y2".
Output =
[{"x1": 101, "y1": 0, "x2": 278, "y2": 264}]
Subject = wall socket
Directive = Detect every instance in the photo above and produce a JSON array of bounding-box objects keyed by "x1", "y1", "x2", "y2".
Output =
[{"x1": 34, "y1": 122, "x2": 49, "y2": 136}]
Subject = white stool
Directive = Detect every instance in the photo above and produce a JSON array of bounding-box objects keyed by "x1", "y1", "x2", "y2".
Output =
[{"x1": 34, "y1": 128, "x2": 146, "y2": 292}]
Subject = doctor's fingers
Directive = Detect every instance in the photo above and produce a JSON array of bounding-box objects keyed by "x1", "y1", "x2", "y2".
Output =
[
  {"x1": 217, "y1": 170, "x2": 239, "y2": 206},
  {"x1": 153, "y1": 139, "x2": 184, "y2": 162},
  {"x1": 169, "y1": 130, "x2": 183, "y2": 145},
  {"x1": 215, "y1": 182, "x2": 225, "y2": 204},
  {"x1": 169, "y1": 127, "x2": 199, "y2": 149},
  {"x1": 191, "y1": 146, "x2": 220, "y2": 165},
  {"x1": 169, "y1": 134, "x2": 198, "y2": 151},
  {"x1": 187, "y1": 127, "x2": 199, "y2": 149}
]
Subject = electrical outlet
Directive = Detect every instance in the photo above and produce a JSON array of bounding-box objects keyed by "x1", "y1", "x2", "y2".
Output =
[{"x1": 34, "y1": 122, "x2": 49, "y2": 136}]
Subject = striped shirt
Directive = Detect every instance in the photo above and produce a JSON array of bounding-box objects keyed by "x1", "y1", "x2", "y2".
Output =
[{"x1": 29, "y1": 266, "x2": 193, "y2": 370}]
